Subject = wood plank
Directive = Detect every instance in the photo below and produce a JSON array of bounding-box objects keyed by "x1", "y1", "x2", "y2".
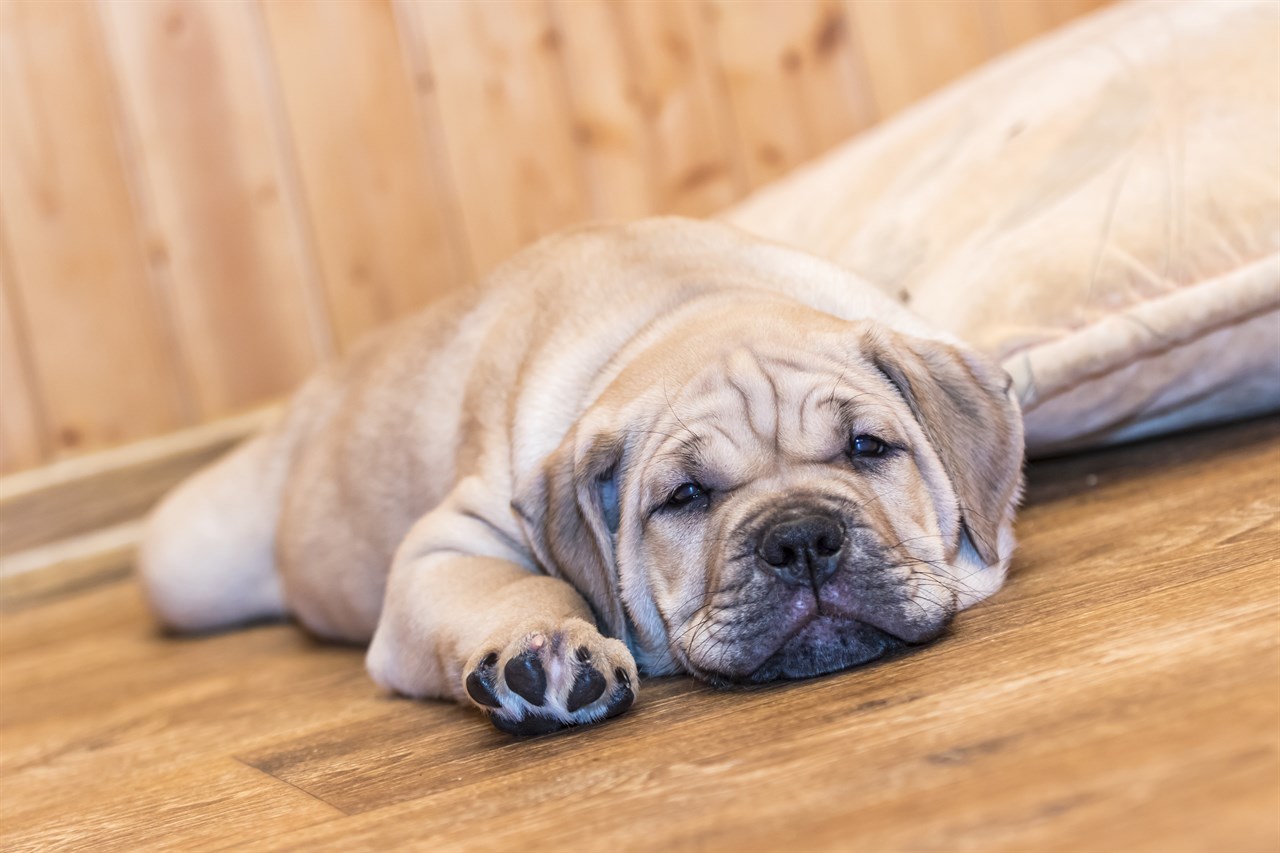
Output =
[
  {"x1": 0, "y1": 757, "x2": 341, "y2": 851},
  {"x1": 406, "y1": 0, "x2": 590, "y2": 276},
  {"x1": 1042, "y1": 0, "x2": 1112, "y2": 29},
  {"x1": 550, "y1": 0, "x2": 654, "y2": 220},
  {"x1": 706, "y1": 0, "x2": 874, "y2": 188},
  {"x1": 0, "y1": 235, "x2": 45, "y2": 474},
  {"x1": 845, "y1": 0, "x2": 997, "y2": 119},
  {"x1": 618, "y1": 0, "x2": 745, "y2": 216},
  {"x1": 986, "y1": 0, "x2": 1107, "y2": 51},
  {"x1": 987, "y1": 0, "x2": 1054, "y2": 50},
  {"x1": 0, "y1": 406, "x2": 274, "y2": 557},
  {"x1": 261, "y1": 0, "x2": 468, "y2": 351},
  {"x1": 0, "y1": 581, "x2": 362, "y2": 848},
  {"x1": 99, "y1": 0, "x2": 328, "y2": 421},
  {"x1": 0, "y1": 0, "x2": 187, "y2": 459}
]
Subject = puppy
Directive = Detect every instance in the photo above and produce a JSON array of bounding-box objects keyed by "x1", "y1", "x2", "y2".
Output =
[{"x1": 140, "y1": 218, "x2": 1024, "y2": 735}]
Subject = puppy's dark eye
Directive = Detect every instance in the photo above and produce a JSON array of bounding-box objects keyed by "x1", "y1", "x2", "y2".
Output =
[
  {"x1": 851, "y1": 435, "x2": 888, "y2": 458},
  {"x1": 666, "y1": 482, "x2": 708, "y2": 509}
]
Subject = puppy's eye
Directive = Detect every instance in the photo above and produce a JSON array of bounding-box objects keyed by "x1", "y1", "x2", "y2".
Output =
[
  {"x1": 851, "y1": 435, "x2": 888, "y2": 458},
  {"x1": 666, "y1": 482, "x2": 709, "y2": 509}
]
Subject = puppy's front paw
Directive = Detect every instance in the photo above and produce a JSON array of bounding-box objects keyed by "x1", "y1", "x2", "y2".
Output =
[{"x1": 462, "y1": 618, "x2": 637, "y2": 736}]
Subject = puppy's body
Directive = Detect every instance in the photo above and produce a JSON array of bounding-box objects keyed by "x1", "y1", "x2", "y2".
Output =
[{"x1": 142, "y1": 218, "x2": 1023, "y2": 734}]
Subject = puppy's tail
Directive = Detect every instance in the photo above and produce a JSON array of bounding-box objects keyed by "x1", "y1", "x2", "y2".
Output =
[{"x1": 138, "y1": 426, "x2": 290, "y2": 633}]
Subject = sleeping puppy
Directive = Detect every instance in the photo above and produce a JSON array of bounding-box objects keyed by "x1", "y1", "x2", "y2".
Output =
[{"x1": 139, "y1": 218, "x2": 1024, "y2": 736}]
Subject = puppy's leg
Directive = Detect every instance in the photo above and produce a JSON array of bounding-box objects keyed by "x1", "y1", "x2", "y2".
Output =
[
  {"x1": 139, "y1": 431, "x2": 289, "y2": 632},
  {"x1": 366, "y1": 490, "x2": 638, "y2": 735}
]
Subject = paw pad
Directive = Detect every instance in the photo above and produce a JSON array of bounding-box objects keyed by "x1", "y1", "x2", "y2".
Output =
[
  {"x1": 464, "y1": 625, "x2": 638, "y2": 736},
  {"x1": 464, "y1": 653, "x2": 502, "y2": 708},
  {"x1": 566, "y1": 654, "x2": 606, "y2": 712},
  {"x1": 504, "y1": 649, "x2": 548, "y2": 706}
]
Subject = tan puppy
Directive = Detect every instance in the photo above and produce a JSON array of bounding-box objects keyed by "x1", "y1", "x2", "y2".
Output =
[{"x1": 140, "y1": 218, "x2": 1024, "y2": 735}]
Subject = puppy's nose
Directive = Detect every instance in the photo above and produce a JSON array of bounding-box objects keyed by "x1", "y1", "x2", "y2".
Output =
[{"x1": 758, "y1": 515, "x2": 844, "y2": 588}]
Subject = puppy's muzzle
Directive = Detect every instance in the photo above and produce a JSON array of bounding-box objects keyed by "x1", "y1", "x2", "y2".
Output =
[{"x1": 757, "y1": 510, "x2": 845, "y2": 588}]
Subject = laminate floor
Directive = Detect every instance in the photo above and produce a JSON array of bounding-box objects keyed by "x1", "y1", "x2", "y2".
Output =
[{"x1": 2, "y1": 418, "x2": 1278, "y2": 851}]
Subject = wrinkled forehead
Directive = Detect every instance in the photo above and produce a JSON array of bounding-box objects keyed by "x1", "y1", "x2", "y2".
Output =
[{"x1": 641, "y1": 347, "x2": 908, "y2": 480}]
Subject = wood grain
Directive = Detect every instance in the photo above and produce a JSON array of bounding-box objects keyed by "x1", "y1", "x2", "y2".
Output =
[
  {"x1": 987, "y1": 0, "x2": 1109, "y2": 51},
  {"x1": 708, "y1": 0, "x2": 874, "y2": 188},
  {"x1": 1, "y1": 418, "x2": 1275, "y2": 851},
  {"x1": 408, "y1": 0, "x2": 590, "y2": 277},
  {"x1": 262, "y1": 0, "x2": 467, "y2": 350},
  {"x1": 0, "y1": 241, "x2": 45, "y2": 472},
  {"x1": 622, "y1": 0, "x2": 746, "y2": 215},
  {"x1": 551, "y1": 0, "x2": 654, "y2": 220},
  {"x1": 0, "y1": 0, "x2": 1108, "y2": 473},
  {"x1": 845, "y1": 0, "x2": 996, "y2": 118},
  {"x1": 100, "y1": 0, "x2": 327, "y2": 419},
  {"x1": 0, "y1": 0, "x2": 187, "y2": 458}
]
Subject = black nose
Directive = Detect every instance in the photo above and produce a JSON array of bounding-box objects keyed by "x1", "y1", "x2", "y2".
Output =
[{"x1": 758, "y1": 514, "x2": 845, "y2": 588}]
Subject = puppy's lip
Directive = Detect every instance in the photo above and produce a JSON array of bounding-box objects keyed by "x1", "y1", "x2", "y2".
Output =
[
  {"x1": 676, "y1": 574, "x2": 953, "y2": 683},
  {"x1": 704, "y1": 604, "x2": 947, "y2": 684},
  {"x1": 815, "y1": 571, "x2": 955, "y2": 644},
  {"x1": 745, "y1": 616, "x2": 907, "y2": 682},
  {"x1": 818, "y1": 597, "x2": 949, "y2": 645}
]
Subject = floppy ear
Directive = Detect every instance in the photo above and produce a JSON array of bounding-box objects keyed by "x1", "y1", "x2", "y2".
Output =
[
  {"x1": 863, "y1": 327, "x2": 1025, "y2": 566},
  {"x1": 510, "y1": 425, "x2": 628, "y2": 638}
]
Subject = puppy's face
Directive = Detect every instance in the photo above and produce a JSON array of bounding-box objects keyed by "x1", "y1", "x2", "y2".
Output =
[{"x1": 516, "y1": 314, "x2": 1024, "y2": 683}]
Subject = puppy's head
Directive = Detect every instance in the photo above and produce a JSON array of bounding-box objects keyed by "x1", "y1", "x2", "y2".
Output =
[{"x1": 514, "y1": 312, "x2": 1024, "y2": 683}]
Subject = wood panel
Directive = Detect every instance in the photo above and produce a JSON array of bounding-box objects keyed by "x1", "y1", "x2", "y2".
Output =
[
  {"x1": 0, "y1": 0, "x2": 1112, "y2": 473},
  {"x1": 708, "y1": 0, "x2": 875, "y2": 188},
  {"x1": 405, "y1": 0, "x2": 590, "y2": 277},
  {"x1": 846, "y1": 0, "x2": 997, "y2": 118},
  {"x1": 100, "y1": 0, "x2": 328, "y2": 419},
  {"x1": 1, "y1": 417, "x2": 1275, "y2": 850},
  {"x1": 0, "y1": 241, "x2": 44, "y2": 473},
  {"x1": 262, "y1": 0, "x2": 467, "y2": 350},
  {"x1": 0, "y1": 0, "x2": 187, "y2": 458},
  {"x1": 551, "y1": 0, "x2": 653, "y2": 220},
  {"x1": 988, "y1": 0, "x2": 1109, "y2": 51},
  {"x1": 622, "y1": 0, "x2": 745, "y2": 215}
]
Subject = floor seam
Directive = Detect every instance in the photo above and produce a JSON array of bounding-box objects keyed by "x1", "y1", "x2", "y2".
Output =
[{"x1": 232, "y1": 755, "x2": 351, "y2": 817}]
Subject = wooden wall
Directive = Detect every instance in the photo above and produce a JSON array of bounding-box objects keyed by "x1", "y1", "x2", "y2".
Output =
[{"x1": 0, "y1": 0, "x2": 1107, "y2": 474}]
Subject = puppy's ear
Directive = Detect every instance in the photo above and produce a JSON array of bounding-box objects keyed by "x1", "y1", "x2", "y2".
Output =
[
  {"x1": 511, "y1": 425, "x2": 627, "y2": 638},
  {"x1": 863, "y1": 327, "x2": 1025, "y2": 566}
]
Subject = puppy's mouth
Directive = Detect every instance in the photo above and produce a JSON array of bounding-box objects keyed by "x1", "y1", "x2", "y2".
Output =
[
  {"x1": 685, "y1": 584, "x2": 952, "y2": 686},
  {"x1": 744, "y1": 612, "x2": 913, "y2": 683}
]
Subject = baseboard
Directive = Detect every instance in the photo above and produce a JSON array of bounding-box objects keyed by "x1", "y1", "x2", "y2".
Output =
[
  {"x1": 0, "y1": 407, "x2": 278, "y2": 608},
  {"x1": 0, "y1": 522, "x2": 139, "y2": 612}
]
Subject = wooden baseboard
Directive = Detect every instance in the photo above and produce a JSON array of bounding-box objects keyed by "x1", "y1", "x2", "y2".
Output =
[
  {"x1": 0, "y1": 407, "x2": 278, "y2": 606},
  {"x1": 0, "y1": 522, "x2": 139, "y2": 612},
  {"x1": 0, "y1": 407, "x2": 278, "y2": 557}
]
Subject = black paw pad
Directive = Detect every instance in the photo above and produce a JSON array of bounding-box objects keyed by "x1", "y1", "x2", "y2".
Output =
[
  {"x1": 605, "y1": 667, "x2": 635, "y2": 719},
  {"x1": 490, "y1": 713, "x2": 564, "y2": 737},
  {"x1": 465, "y1": 653, "x2": 501, "y2": 708},
  {"x1": 504, "y1": 650, "x2": 547, "y2": 706},
  {"x1": 566, "y1": 666, "x2": 606, "y2": 712}
]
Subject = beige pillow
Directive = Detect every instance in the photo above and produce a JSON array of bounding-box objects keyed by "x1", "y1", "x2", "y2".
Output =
[{"x1": 725, "y1": 0, "x2": 1280, "y2": 456}]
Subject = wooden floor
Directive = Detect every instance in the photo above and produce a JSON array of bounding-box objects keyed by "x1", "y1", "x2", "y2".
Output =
[{"x1": 2, "y1": 418, "x2": 1278, "y2": 852}]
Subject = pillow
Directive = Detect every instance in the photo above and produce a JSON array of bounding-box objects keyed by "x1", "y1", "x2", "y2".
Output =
[{"x1": 724, "y1": 0, "x2": 1280, "y2": 456}]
